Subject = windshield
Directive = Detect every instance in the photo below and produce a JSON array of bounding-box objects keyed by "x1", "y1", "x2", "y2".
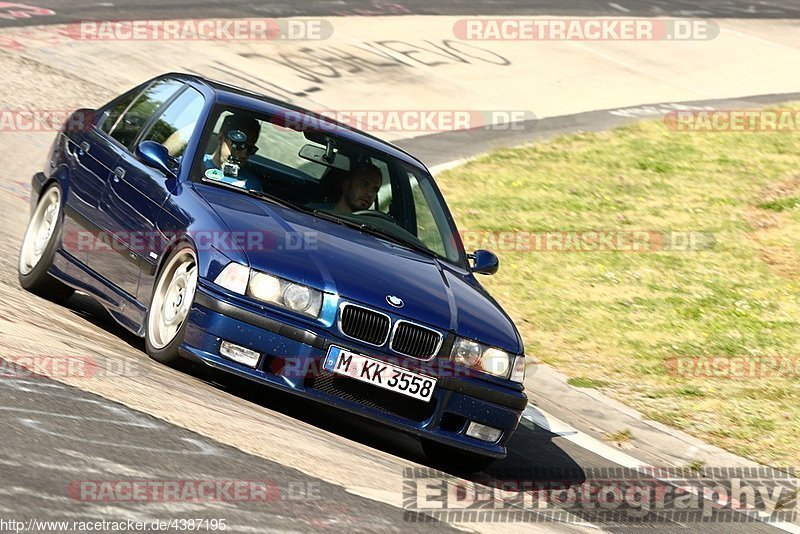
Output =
[{"x1": 191, "y1": 105, "x2": 466, "y2": 266}]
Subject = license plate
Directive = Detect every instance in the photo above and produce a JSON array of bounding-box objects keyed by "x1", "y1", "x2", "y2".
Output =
[{"x1": 323, "y1": 346, "x2": 437, "y2": 402}]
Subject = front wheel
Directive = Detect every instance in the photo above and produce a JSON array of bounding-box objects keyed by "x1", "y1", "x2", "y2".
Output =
[
  {"x1": 18, "y1": 183, "x2": 74, "y2": 303},
  {"x1": 145, "y1": 245, "x2": 198, "y2": 366},
  {"x1": 421, "y1": 439, "x2": 496, "y2": 474}
]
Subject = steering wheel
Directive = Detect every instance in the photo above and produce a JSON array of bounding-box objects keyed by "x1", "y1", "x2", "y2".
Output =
[{"x1": 351, "y1": 210, "x2": 395, "y2": 223}]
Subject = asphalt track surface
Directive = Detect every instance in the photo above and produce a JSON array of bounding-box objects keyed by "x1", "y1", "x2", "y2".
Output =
[
  {"x1": 0, "y1": 361, "x2": 462, "y2": 533},
  {"x1": 398, "y1": 92, "x2": 800, "y2": 168},
  {"x1": 1, "y1": 1, "x2": 799, "y2": 533}
]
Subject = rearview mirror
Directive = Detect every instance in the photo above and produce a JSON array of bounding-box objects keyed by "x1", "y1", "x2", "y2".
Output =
[
  {"x1": 136, "y1": 141, "x2": 177, "y2": 177},
  {"x1": 299, "y1": 144, "x2": 350, "y2": 171},
  {"x1": 470, "y1": 250, "x2": 499, "y2": 275}
]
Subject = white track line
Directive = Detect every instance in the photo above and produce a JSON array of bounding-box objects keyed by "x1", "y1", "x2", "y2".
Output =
[
  {"x1": 429, "y1": 158, "x2": 473, "y2": 175},
  {"x1": 525, "y1": 404, "x2": 800, "y2": 533}
]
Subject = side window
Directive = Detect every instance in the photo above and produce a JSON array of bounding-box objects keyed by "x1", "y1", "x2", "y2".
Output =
[
  {"x1": 100, "y1": 90, "x2": 139, "y2": 135},
  {"x1": 407, "y1": 172, "x2": 448, "y2": 257},
  {"x1": 107, "y1": 79, "x2": 183, "y2": 148},
  {"x1": 142, "y1": 88, "x2": 204, "y2": 159}
]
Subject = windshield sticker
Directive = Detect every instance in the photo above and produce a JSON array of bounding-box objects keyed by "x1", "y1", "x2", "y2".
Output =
[{"x1": 204, "y1": 168, "x2": 224, "y2": 181}]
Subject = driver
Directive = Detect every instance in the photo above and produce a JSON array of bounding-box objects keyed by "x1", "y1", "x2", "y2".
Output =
[
  {"x1": 204, "y1": 114, "x2": 263, "y2": 191},
  {"x1": 332, "y1": 163, "x2": 382, "y2": 213}
]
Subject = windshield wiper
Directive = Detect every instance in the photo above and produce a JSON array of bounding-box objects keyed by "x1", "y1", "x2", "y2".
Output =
[
  {"x1": 364, "y1": 226, "x2": 439, "y2": 257},
  {"x1": 310, "y1": 209, "x2": 439, "y2": 258},
  {"x1": 200, "y1": 177, "x2": 299, "y2": 211}
]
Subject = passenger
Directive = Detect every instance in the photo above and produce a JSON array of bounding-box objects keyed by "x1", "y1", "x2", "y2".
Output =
[
  {"x1": 204, "y1": 114, "x2": 263, "y2": 191},
  {"x1": 335, "y1": 163, "x2": 382, "y2": 212},
  {"x1": 310, "y1": 163, "x2": 382, "y2": 213}
]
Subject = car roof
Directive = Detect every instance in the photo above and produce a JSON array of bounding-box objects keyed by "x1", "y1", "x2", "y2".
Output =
[{"x1": 162, "y1": 72, "x2": 430, "y2": 171}]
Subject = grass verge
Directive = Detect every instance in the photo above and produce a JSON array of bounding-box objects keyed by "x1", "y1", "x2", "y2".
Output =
[{"x1": 437, "y1": 104, "x2": 800, "y2": 467}]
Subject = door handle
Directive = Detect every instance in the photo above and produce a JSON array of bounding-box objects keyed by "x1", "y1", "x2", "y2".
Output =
[
  {"x1": 113, "y1": 166, "x2": 126, "y2": 182},
  {"x1": 79, "y1": 141, "x2": 90, "y2": 153}
]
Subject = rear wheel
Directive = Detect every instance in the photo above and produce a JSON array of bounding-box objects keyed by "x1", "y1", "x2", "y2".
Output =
[
  {"x1": 421, "y1": 439, "x2": 496, "y2": 474},
  {"x1": 145, "y1": 246, "x2": 198, "y2": 366},
  {"x1": 18, "y1": 183, "x2": 74, "y2": 303}
]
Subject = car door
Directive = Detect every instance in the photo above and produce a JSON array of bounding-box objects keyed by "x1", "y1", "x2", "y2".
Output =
[
  {"x1": 61, "y1": 87, "x2": 142, "y2": 265},
  {"x1": 94, "y1": 84, "x2": 206, "y2": 300},
  {"x1": 88, "y1": 78, "x2": 185, "y2": 296}
]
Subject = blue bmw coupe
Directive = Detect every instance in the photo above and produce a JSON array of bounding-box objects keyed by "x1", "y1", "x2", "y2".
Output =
[{"x1": 18, "y1": 73, "x2": 527, "y2": 471}]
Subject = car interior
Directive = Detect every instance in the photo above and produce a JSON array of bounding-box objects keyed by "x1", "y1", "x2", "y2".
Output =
[
  {"x1": 201, "y1": 112, "x2": 391, "y2": 211},
  {"x1": 190, "y1": 109, "x2": 458, "y2": 262}
]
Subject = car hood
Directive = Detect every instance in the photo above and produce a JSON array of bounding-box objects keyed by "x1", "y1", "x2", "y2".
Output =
[{"x1": 195, "y1": 185, "x2": 523, "y2": 353}]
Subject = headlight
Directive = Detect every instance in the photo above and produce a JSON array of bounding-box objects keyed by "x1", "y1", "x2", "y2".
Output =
[
  {"x1": 483, "y1": 347, "x2": 511, "y2": 376},
  {"x1": 215, "y1": 262, "x2": 250, "y2": 294},
  {"x1": 215, "y1": 263, "x2": 323, "y2": 318},
  {"x1": 452, "y1": 339, "x2": 482, "y2": 367},
  {"x1": 248, "y1": 271, "x2": 323, "y2": 317},
  {"x1": 249, "y1": 272, "x2": 281, "y2": 302},
  {"x1": 451, "y1": 337, "x2": 519, "y2": 380},
  {"x1": 283, "y1": 284, "x2": 313, "y2": 311},
  {"x1": 510, "y1": 355, "x2": 526, "y2": 383}
]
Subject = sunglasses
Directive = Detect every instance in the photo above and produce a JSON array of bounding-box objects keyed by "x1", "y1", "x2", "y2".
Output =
[
  {"x1": 231, "y1": 142, "x2": 259, "y2": 155},
  {"x1": 225, "y1": 137, "x2": 259, "y2": 155}
]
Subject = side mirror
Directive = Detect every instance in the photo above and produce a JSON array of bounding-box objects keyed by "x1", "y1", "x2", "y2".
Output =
[
  {"x1": 136, "y1": 141, "x2": 177, "y2": 177},
  {"x1": 470, "y1": 249, "x2": 499, "y2": 275}
]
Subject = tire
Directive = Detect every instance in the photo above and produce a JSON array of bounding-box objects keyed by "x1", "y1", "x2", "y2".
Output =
[
  {"x1": 18, "y1": 182, "x2": 75, "y2": 303},
  {"x1": 421, "y1": 438, "x2": 496, "y2": 474},
  {"x1": 145, "y1": 245, "x2": 198, "y2": 367}
]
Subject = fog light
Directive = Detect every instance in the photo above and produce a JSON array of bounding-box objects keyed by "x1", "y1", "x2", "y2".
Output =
[
  {"x1": 465, "y1": 422, "x2": 502, "y2": 443},
  {"x1": 220, "y1": 341, "x2": 260, "y2": 368}
]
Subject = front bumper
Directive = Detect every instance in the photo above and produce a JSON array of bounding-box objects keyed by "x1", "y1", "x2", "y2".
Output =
[{"x1": 182, "y1": 285, "x2": 528, "y2": 458}]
